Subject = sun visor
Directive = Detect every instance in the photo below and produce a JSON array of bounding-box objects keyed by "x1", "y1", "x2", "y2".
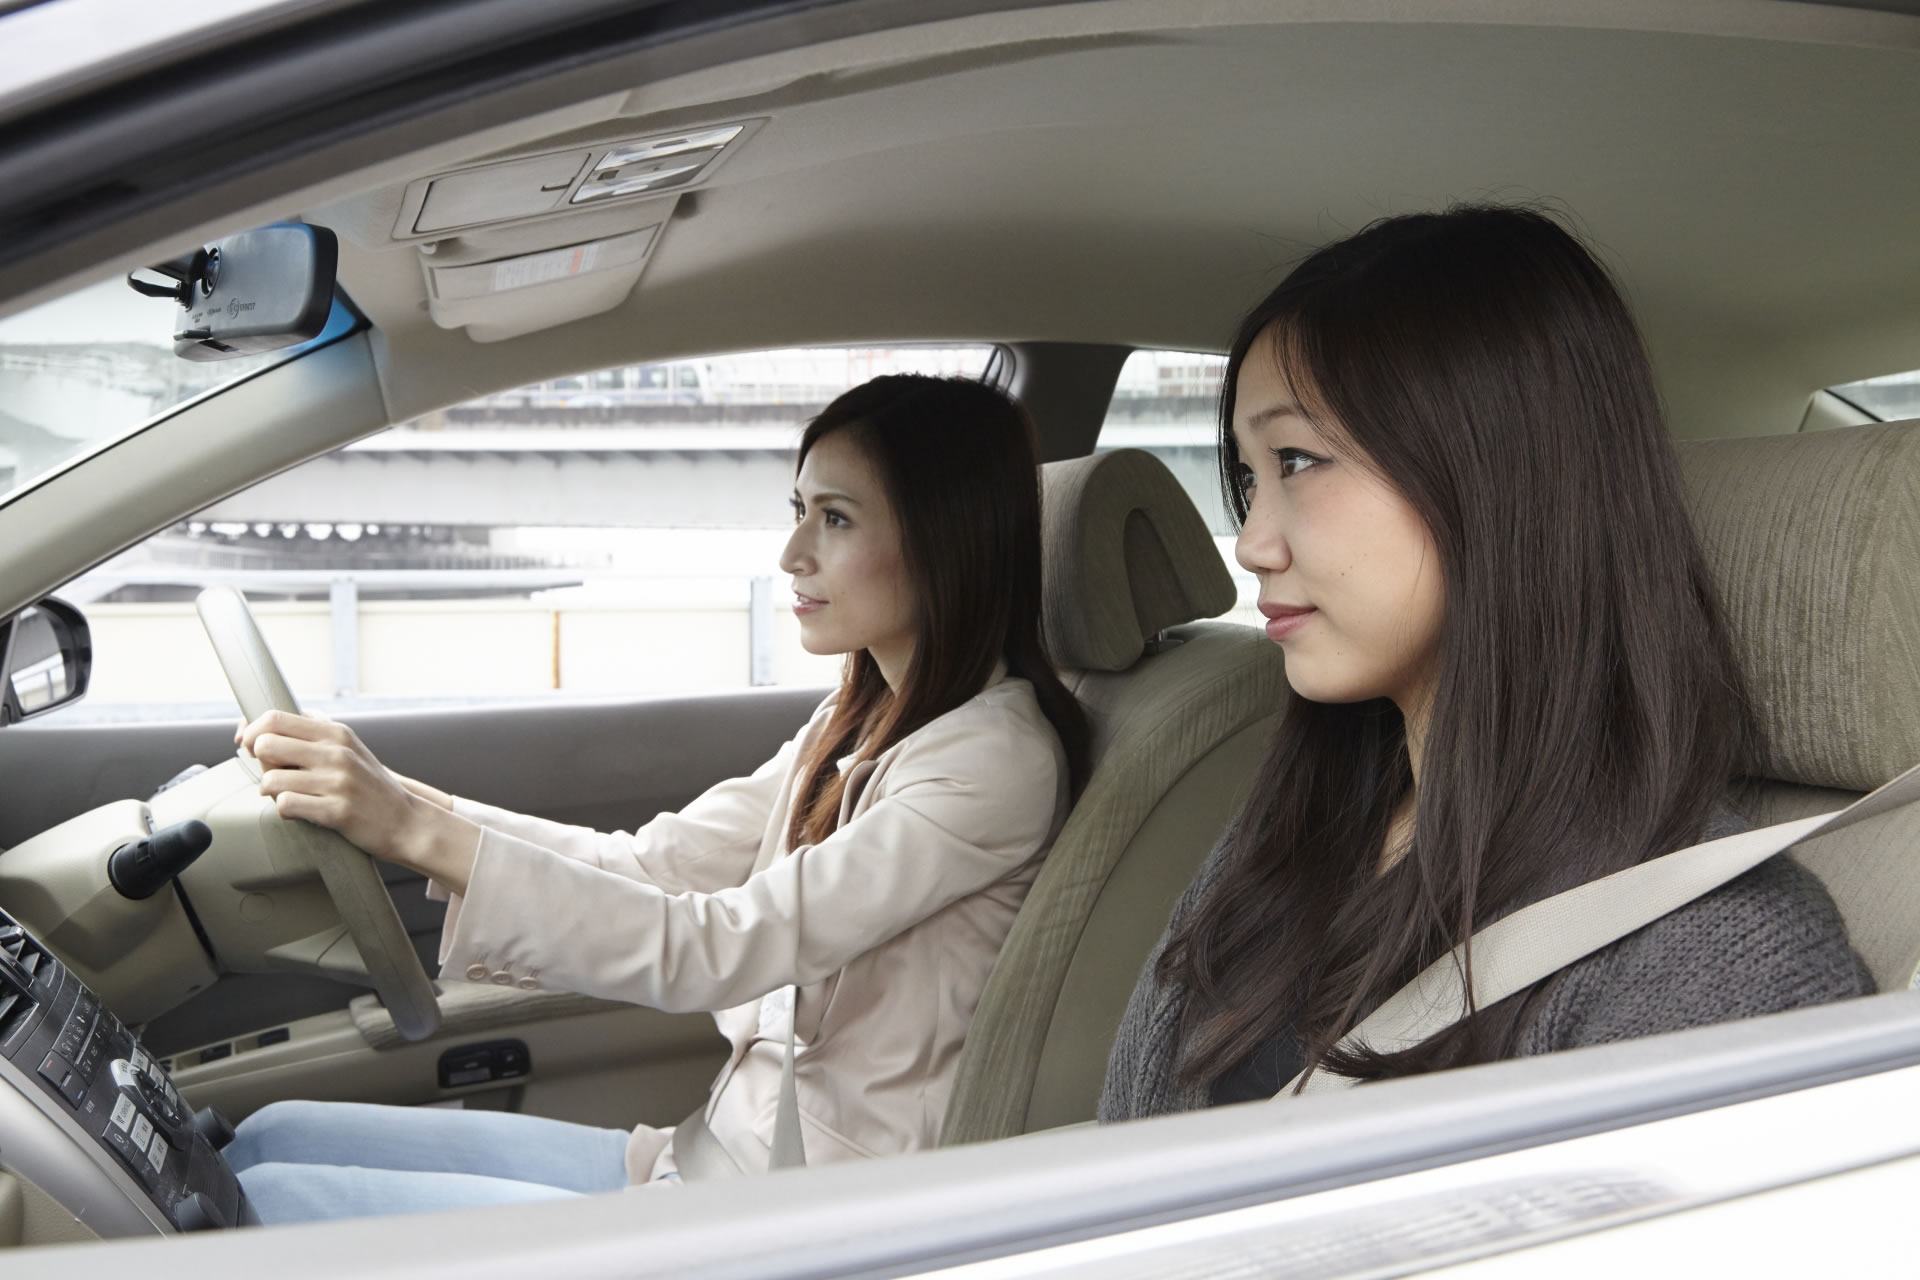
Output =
[{"x1": 422, "y1": 223, "x2": 660, "y2": 343}]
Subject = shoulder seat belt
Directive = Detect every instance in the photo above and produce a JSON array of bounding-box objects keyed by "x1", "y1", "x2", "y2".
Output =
[
  {"x1": 1287, "y1": 760, "x2": 1920, "y2": 1097},
  {"x1": 671, "y1": 984, "x2": 808, "y2": 1178}
]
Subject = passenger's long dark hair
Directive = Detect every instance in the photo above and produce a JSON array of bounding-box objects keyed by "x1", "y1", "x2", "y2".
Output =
[
  {"x1": 785, "y1": 374, "x2": 1089, "y2": 850},
  {"x1": 1162, "y1": 205, "x2": 1755, "y2": 1087}
]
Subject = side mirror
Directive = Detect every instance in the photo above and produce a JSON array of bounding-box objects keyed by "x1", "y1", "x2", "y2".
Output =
[
  {"x1": 127, "y1": 222, "x2": 339, "y2": 362},
  {"x1": 0, "y1": 598, "x2": 92, "y2": 725}
]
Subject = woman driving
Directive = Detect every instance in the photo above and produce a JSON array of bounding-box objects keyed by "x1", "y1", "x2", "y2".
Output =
[
  {"x1": 1102, "y1": 205, "x2": 1872, "y2": 1119},
  {"x1": 222, "y1": 374, "x2": 1089, "y2": 1221}
]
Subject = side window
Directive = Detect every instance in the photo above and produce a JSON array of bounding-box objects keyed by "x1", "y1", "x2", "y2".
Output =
[
  {"x1": 1095, "y1": 349, "x2": 1257, "y2": 629},
  {"x1": 51, "y1": 346, "x2": 996, "y2": 723}
]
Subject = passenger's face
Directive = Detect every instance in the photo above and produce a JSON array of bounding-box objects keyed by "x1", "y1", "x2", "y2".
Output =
[
  {"x1": 1230, "y1": 346, "x2": 1445, "y2": 715},
  {"x1": 780, "y1": 430, "x2": 918, "y2": 687}
]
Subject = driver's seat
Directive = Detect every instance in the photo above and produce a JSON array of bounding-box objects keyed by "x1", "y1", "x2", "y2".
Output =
[{"x1": 940, "y1": 448, "x2": 1286, "y2": 1144}]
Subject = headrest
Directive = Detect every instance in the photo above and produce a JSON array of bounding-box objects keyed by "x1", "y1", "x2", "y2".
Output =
[
  {"x1": 1678, "y1": 421, "x2": 1920, "y2": 793},
  {"x1": 1041, "y1": 448, "x2": 1237, "y2": 672}
]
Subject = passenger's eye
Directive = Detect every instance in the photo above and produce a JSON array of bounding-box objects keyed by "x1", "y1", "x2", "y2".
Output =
[
  {"x1": 789, "y1": 497, "x2": 805, "y2": 523},
  {"x1": 822, "y1": 507, "x2": 849, "y2": 529},
  {"x1": 1231, "y1": 462, "x2": 1257, "y2": 500},
  {"x1": 1272, "y1": 447, "x2": 1325, "y2": 479}
]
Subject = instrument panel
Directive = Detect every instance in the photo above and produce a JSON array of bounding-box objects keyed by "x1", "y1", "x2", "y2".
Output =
[{"x1": 0, "y1": 913, "x2": 247, "y2": 1233}]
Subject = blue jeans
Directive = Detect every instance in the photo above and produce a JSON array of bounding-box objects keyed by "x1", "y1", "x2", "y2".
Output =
[{"x1": 226, "y1": 1100, "x2": 632, "y2": 1223}]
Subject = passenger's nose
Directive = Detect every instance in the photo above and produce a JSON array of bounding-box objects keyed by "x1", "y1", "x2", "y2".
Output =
[{"x1": 1234, "y1": 498, "x2": 1291, "y2": 577}]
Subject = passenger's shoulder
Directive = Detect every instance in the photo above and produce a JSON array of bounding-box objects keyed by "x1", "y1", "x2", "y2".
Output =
[
  {"x1": 1652, "y1": 853, "x2": 1855, "y2": 959},
  {"x1": 1538, "y1": 853, "x2": 1875, "y2": 1051},
  {"x1": 1622, "y1": 806, "x2": 1861, "y2": 978}
]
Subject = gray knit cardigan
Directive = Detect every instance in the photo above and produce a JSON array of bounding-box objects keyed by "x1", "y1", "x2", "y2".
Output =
[{"x1": 1099, "y1": 812, "x2": 1875, "y2": 1121}]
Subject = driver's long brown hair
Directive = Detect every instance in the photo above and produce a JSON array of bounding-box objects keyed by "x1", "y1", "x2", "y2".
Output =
[
  {"x1": 1162, "y1": 205, "x2": 1754, "y2": 1088},
  {"x1": 784, "y1": 375, "x2": 1088, "y2": 851}
]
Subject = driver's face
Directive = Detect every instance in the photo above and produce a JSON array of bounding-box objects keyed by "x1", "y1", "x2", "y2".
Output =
[{"x1": 779, "y1": 430, "x2": 917, "y2": 687}]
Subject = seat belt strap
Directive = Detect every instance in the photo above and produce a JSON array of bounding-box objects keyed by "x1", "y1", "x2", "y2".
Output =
[
  {"x1": 670, "y1": 984, "x2": 807, "y2": 1180},
  {"x1": 771, "y1": 989, "x2": 808, "y2": 1169},
  {"x1": 1285, "y1": 759, "x2": 1920, "y2": 1098}
]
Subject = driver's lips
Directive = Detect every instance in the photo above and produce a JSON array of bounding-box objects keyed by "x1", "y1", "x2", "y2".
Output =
[{"x1": 792, "y1": 589, "x2": 827, "y2": 616}]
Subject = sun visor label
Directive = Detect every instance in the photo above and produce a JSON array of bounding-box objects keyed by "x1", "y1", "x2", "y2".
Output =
[
  {"x1": 495, "y1": 242, "x2": 603, "y2": 292},
  {"x1": 429, "y1": 225, "x2": 659, "y2": 301}
]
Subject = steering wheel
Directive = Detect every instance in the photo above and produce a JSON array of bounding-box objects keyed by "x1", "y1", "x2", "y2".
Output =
[{"x1": 194, "y1": 586, "x2": 442, "y2": 1042}]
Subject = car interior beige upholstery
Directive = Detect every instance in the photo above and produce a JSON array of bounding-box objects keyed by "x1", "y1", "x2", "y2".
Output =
[
  {"x1": 1678, "y1": 420, "x2": 1920, "y2": 991},
  {"x1": 940, "y1": 448, "x2": 1287, "y2": 1145}
]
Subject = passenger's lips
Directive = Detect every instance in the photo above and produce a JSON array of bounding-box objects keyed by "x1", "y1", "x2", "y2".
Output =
[
  {"x1": 792, "y1": 591, "x2": 827, "y2": 615},
  {"x1": 1258, "y1": 601, "x2": 1316, "y2": 642}
]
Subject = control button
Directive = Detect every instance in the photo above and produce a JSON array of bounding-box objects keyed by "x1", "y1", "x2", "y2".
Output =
[
  {"x1": 465, "y1": 964, "x2": 488, "y2": 981},
  {"x1": 516, "y1": 977, "x2": 540, "y2": 990},
  {"x1": 164, "y1": 1081, "x2": 181, "y2": 1110},
  {"x1": 145, "y1": 1130, "x2": 167, "y2": 1174},
  {"x1": 130, "y1": 1046, "x2": 150, "y2": 1073},
  {"x1": 110, "y1": 1094, "x2": 136, "y2": 1133},
  {"x1": 490, "y1": 971, "x2": 513, "y2": 985},
  {"x1": 130, "y1": 1113, "x2": 154, "y2": 1150},
  {"x1": 37, "y1": 1051, "x2": 71, "y2": 1085},
  {"x1": 104, "y1": 1123, "x2": 150, "y2": 1182},
  {"x1": 58, "y1": 1071, "x2": 86, "y2": 1106}
]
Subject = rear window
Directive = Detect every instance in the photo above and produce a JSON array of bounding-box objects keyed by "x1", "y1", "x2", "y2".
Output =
[
  {"x1": 1826, "y1": 370, "x2": 1920, "y2": 421},
  {"x1": 1096, "y1": 349, "x2": 1257, "y2": 630}
]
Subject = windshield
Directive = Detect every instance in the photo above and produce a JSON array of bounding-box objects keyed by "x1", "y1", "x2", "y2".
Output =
[{"x1": 0, "y1": 276, "x2": 297, "y2": 503}]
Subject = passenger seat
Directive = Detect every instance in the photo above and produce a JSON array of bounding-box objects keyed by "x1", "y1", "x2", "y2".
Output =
[
  {"x1": 940, "y1": 449, "x2": 1287, "y2": 1144},
  {"x1": 1678, "y1": 419, "x2": 1920, "y2": 990}
]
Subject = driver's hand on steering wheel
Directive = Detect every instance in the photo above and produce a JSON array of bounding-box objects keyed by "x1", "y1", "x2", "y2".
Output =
[{"x1": 236, "y1": 710, "x2": 483, "y2": 894}]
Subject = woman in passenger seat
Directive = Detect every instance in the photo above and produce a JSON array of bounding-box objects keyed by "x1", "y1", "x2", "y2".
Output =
[
  {"x1": 221, "y1": 374, "x2": 1089, "y2": 1222},
  {"x1": 1102, "y1": 205, "x2": 1872, "y2": 1120}
]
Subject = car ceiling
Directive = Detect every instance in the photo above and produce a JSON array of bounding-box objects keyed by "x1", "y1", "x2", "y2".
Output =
[{"x1": 17, "y1": 1, "x2": 1920, "y2": 438}]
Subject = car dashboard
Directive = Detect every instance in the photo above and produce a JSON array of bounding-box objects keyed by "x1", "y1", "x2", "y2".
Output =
[{"x1": 0, "y1": 911, "x2": 250, "y2": 1236}]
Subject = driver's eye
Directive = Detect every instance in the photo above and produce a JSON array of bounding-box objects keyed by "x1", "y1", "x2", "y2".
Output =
[{"x1": 1232, "y1": 463, "x2": 1256, "y2": 499}]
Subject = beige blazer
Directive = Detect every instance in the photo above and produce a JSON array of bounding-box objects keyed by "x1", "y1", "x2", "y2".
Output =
[{"x1": 430, "y1": 667, "x2": 1069, "y2": 1183}]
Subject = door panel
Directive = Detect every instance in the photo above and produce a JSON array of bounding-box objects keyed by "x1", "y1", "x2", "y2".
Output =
[
  {"x1": 0, "y1": 685, "x2": 826, "y2": 846},
  {"x1": 0, "y1": 686, "x2": 825, "y2": 1102},
  {"x1": 168, "y1": 1001, "x2": 724, "y2": 1132}
]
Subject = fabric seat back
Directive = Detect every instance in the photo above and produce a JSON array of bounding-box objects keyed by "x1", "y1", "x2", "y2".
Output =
[
  {"x1": 1678, "y1": 420, "x2": 1920, "y2": 990},
  {"x1": 940, "y1": 449, "x2": 1287, "y2": 1144}
]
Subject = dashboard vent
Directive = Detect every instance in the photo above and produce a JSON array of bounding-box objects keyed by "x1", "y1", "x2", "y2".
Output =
[{"x1": 0, "y1": 923, "x2": 43, "y2": 1040}]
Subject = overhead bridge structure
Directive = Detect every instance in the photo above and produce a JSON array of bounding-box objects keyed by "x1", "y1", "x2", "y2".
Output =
[{"x1": 194, "y1": 420, "x2": 1225, "y2": 531}]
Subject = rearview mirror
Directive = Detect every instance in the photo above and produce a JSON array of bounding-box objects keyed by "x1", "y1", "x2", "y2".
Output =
[
  {"x1": 127, "y1": 222, "x2": 339, "y2": 362},
  {"x1": 0, "y1": 598, "x2": 92, "y2": 725}
]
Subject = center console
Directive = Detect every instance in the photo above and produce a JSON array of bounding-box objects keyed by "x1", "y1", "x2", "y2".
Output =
[{"x1": 0, "y1": 911, "x2": 249, "y2": 1233}]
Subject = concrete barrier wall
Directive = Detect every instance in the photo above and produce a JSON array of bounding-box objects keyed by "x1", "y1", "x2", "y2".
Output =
[{"x1": 80, "y1": 596, "x2": 849, "y2": 706}]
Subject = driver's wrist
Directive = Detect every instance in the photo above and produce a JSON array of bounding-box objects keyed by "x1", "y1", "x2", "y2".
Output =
[
  {"x1": 400, "y1": 802, "x2": 482, "y2": 893},
  {"x1": 396, "y1": 774, "x2": 455, "y2": 811}
]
